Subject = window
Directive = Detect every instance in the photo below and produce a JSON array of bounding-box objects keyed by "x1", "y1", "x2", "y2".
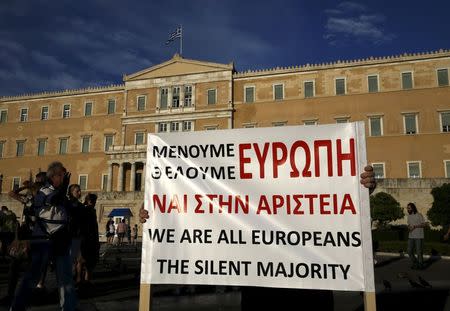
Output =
[
  {"x1": 85, "y1": 102, "x2": 93, "y2": 116},
  {"x1": 205, "y1": 126, "x2": 217, "y2": 130},
  {"x1": 444, "y1": 160, "x2": 450, "y2": 178},
  {"x1": 335, "y1": 118, "x2": 349, "y2": 124},
  {"x1": 137, "y1": 96, "x2": 146, "y2": 111},
  {"x1": 81, "y1": 136, "x2": 91, "y2": 153},
  {"x1": 407, "y1": 161, "x2": 421, "y2": 178},
  {"x1": 62, "y1": 104, "x2": 70, "y2": 119},
  {"x1": 160, "y1": 88, "x2": 168, "y2": 109},
  {"x1": 437, "y1": 68, "x2": 449, "y2": 87},
  {"x1": 158, "y1": 123, "x2": 168, "y2": 133},
  {"x1": 104, "y1": 135, "x2": 114, "y2": 151},
  {"x1": 404, "y1": 113, "x2": 418, "y2": 134},
  {"x1": 59, "y1": 138, "x2": 68, "y2": 155},
  {"x1": 37, "y1": 139, "x2": 46, "y2": 156},
  {"x1": 78, "y1": 175, "x2": 88, "y2": 191},
  {"x1": 107, "y1": 99, "x2": 116, "y2": 114},
  {"x1": 207, "y1": 89, "x2": 216, "y2": 105},
  {"x1": 368, "y1": 75, "x2": 379, "y2": 93},
  {"x1": 135, "y1": 132, "x2": 144, "y2": 145},
  {"x1": 102, "y1": 174, "x2": 109, "y2": 191},
  {"x1": 41, "y1": 106, "x2": 49, "y2": 120},
  {"x1": 12, "y1": 177, "x2": 21, "y2": 191},
  {"x1": 243, "y1": 123, "x2": 256, "y2": 128},
  {"x1": 170, "y1": 122, "x2": 180, "y2": 132},
  {"x1": 16, "y1": 141, "x2": 25, "y2": 157},
  {"x1": 303, "y1": 120, "x2": 317, "y2": 125},
  {"x1": 172, "y1": 87, "x2": 180, "y2": 108},
  {"x1": 274, "y1": 84, "x2": 284, "y2": 100},
  {"x1": 369, "y1": 116, "x2": 383, "y2": 136},
  {"x1": 335, "y1": 78, "x2": 346, "y2": 95},
  {"x1": 183, "y1": 121, "x2": 193, "y2": 131},
  {"x1": 20, "y1": 108, "x2": 28, "y2": 122},
  {"x1": 304, "y1": 81, "x2": 314, "y2": 98},
  {"x1": 184, "y1": 86, "x2": 192, "y2": 107},
  {"x1": 402, "y1": 72, "x2": 413, "y2": 90},
  {"x1": 0, "y1": 141, "x2": 4, "y2": 158},
  {"x1": 0, "y1": 110, "x2": 7, "y2": 123},
  {"x1": 245, "y1": 86, "x2": 255, "y2": 103},
  {"x1": 440, "y1": 111, "x2": 450, "y2": 132},
  {"x1": 372, "y1": 163, "x2": 385, "y2": 178}
]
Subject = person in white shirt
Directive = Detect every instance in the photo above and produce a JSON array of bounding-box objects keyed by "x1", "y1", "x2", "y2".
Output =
[{"x1": 407, "y1": 202, "x2": 426, "y2": 270}]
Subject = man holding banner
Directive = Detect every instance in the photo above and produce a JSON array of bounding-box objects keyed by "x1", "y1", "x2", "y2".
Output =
[{"x1": 139, "y1": 122, "x2": 376, "y2": 310}]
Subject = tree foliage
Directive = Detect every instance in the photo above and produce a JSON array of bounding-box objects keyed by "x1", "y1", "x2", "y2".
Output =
[
  {"x1": 370, "y1": 192, "x2": 404, "y2": 228},
  {"x1": 427, "y1": 183, "x2": 450, "y2": 227}
]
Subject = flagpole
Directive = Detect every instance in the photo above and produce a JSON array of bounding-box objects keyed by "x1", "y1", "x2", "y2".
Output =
[{"x1": 180, "y1": 25, "x2": 183, "y2": 56}]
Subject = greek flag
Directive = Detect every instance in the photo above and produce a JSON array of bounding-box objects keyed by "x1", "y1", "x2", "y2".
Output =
[{"x1": 165, "y1": 26, "x2": 182, "y2": 45}]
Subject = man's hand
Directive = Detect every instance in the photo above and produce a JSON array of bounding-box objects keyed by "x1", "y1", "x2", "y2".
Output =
[
  {"x1": 139, "y1": 202, "x2": 149, "y2": 224},
  {"x1": 360, "y1": 165, "x2": 376, "y2": 194}
]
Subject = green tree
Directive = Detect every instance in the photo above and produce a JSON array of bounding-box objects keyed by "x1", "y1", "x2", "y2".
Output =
[
  {"x1": 427, "y1": 183, "x2": 450, "y2": 227},
  {"x1": 370, "y1": 192, "x2": 404, "y2": 228}
]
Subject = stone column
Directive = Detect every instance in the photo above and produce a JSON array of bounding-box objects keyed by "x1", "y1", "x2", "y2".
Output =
[
  {"x1": 117, "y1": 162, "x2": 124, "y2": 192},
  {"x1": 130, "y1": 162, "x2": 136, "y2": 192},
  {"x1": 107, "y1": 163, "x2": 113, "y2": 192},
  {"x1": 180, "y1": 85, "x2": 185, "y2": 108},
  {"x1": 168, "y1": 87, "x2": 173, "y2": 110}
]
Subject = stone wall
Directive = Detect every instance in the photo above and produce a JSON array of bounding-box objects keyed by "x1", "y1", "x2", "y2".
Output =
[{"x1": 374, "y1": 178, "x2": 450, "y2": 225}]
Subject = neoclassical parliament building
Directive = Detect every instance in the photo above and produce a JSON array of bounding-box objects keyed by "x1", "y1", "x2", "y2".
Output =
[{"x1": 1, "y1": 50, "x2": 449, "y2": 226}]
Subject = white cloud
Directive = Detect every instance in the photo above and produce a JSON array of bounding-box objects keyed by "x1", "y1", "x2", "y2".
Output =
[{"x1": 324, "y1": 2, "x2": 395, "y2": 45}]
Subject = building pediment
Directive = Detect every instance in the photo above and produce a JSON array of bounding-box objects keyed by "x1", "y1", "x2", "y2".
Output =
[{"x1": 124, "y1": 54, "x2": 234, "y2": 81}]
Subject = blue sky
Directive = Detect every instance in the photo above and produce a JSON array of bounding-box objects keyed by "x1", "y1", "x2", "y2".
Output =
[{"x1": 1, "y1": 0, "x2": 449, "y2": 96}]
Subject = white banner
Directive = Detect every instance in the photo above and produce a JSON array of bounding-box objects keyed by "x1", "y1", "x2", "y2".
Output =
[{"x1": 141, "y1": 122, "x2": 375, "y2": 291}]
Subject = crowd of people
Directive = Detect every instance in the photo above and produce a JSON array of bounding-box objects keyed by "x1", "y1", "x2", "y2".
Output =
[
  {"x1": 0, "y1": 161, "x2": 100, "y2": 310},
  {"x1": 105, "y1": 217, "x2": 139, "y2": 246}
]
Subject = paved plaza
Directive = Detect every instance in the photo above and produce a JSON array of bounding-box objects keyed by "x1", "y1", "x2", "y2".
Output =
[{"x1": 1, "y1": 245, "x2": 450, "y2": 311}]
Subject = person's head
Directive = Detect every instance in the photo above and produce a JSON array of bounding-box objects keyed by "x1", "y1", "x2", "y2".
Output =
[
  {"x1": 84, "y1": 193, "x2": 97, "y2": 207},
  {"x1": 35, "y1": 172, "x2": 47, "y2": 184},
  {"x1": 1, "y1": 205, "x2": 8, "y2": 212},
  {"x1": 68, "y1": 184, "x2": 81, "y2": 200},
  {"x1": 122, "y1": 218, "x2": 126, "y2": 223},
  {"x1": 47, "y1": 161, "x2": 66, "y2": 188},
  {"x1": 407, "y1": 202, "x2": 417, "y2": 215}
]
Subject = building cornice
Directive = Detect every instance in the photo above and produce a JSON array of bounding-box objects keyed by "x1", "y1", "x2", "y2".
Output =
[
  {"x1": 233, "y1": 49, "x2": 450, "y2": 79},
  {"x1": 0, "y1": 84, "x2": 125, "y2": 102}
]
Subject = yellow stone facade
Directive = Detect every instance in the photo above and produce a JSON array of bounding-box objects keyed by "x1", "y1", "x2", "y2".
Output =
[{"x1": 1, "y1": 51, "x2": 449, "y2": 226}]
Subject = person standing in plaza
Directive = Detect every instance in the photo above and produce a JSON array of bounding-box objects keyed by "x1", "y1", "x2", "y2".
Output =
[
  {"x1": 67, "y1": 184, "x2": 83, "y2": 283},
  {"x1": 76, "y1": 193, "x2": 100, "y2": 284},
  {"x1": 116, "y1": 218, "x2": 127, "y2": 246},
  {"x1": 131, "y1": 224, "x2": 138, "y2": 246},
  {"x1": 0, "y1": 206, "x2": 17, "y2": 259},
  {"x1": 407, "y1": 202, "x2": 427, "y2": 270}
]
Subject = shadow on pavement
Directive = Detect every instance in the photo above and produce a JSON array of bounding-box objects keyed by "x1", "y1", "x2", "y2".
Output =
[
  {"x1": 375, "y1": 256, "x2": 404, "y2": 268},
  {"x1": 354, "y1": 289, "x2": 449, "y2": 311}
]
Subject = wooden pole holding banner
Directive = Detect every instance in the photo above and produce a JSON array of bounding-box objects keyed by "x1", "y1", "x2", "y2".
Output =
[
  {"x1": 364, "y1": 291, "x2": 376, "y2": 311},
  {"x1": 139, "y1": 283, "x2": 151, "y2": 311}
]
